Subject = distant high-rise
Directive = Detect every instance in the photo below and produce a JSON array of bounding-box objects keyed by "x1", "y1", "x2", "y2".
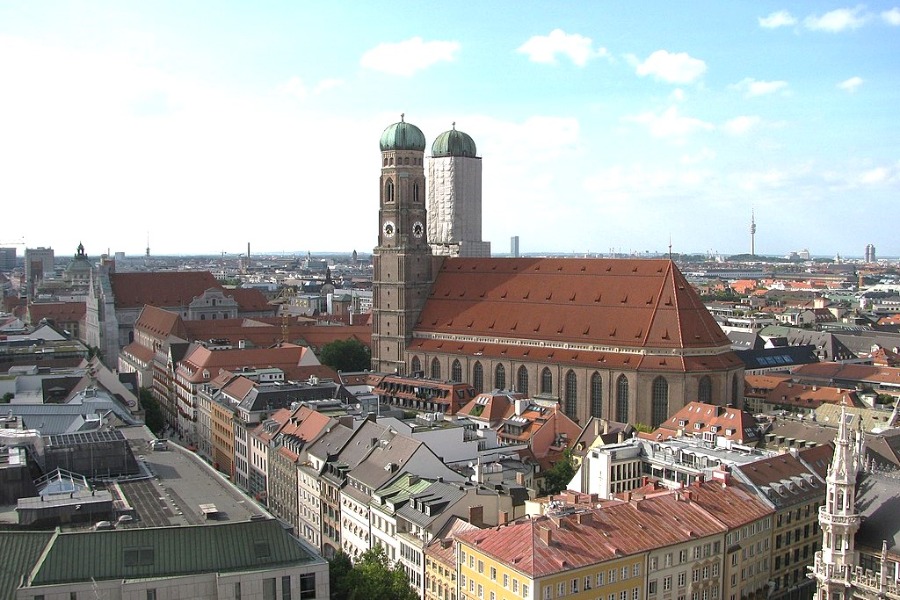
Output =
[
  {"x1": 0, "y1": 247, "x2": 16, "y2": 271},
  {"x1": 510, "y1": 236, "x2": 520, "y2": 257},
  {"x1": 750, "y1": 210, "x2": 757, "y2": 256},
  {"x1": 24, "y1": 246, "x2": 54, "y2": 298},
  {"x1": 865, "y1": 243, "x2": 876, "y2": 263}
]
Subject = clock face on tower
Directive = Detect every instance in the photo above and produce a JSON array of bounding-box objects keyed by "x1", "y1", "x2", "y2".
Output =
[
  {"x1": 412, "y1": 221, "x2": 424, "y2": 239},
  {"x1": 382, "y1": 221, "x2": 396, "y2": 238}
]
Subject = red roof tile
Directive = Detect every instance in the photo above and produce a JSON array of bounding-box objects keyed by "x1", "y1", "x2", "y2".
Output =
[
  {"x1": 416, "y1": 258, "x2": 731, "y2": 354},
  {"x1": 27, "y1": 302, "x2": 86, "y2": 324}
]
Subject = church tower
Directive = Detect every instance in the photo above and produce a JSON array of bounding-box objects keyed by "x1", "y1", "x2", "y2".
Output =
[
  {"x1": 813, "y1": 406, "x2": 866, "y2": 600},
  {"x1": 428, "y1": 124, "x2": 491, "y2": 257},
  {"x1": 371, "y1": 116, "x2": 433, "y2": 374}
]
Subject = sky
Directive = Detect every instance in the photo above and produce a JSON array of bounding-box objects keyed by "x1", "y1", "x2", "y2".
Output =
[{"x1": 1, "y1": 2, "x2": 898, "y2": 258}]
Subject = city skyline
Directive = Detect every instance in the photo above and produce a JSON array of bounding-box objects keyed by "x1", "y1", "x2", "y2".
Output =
[{"x1": 1, "y1": 2, "x2": 898, "y2": 256}]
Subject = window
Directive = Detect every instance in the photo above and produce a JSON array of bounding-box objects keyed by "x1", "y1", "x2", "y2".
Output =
[
  {"x1": 679, "y1": 550, "x2": 688, "y2": 563},
  {"x1": 623, "y1": 566, "x2": 629, "y2": 579},
  {"x1": 411, "y1": 356, "x2": 421, "y2": 374},
  {"x1": 633, "y1": 564, "x2": 641, "y2": 577},
  {"x1": 283, "y1": 575, "x2": 292, "y2": 600},
  {"x1": 234, "y1": 582, "x2": 242, "y2": 600},
  {"x1": 616, "y1": 375, "x2": 629, "y2": 422},
  {"x1": 678, "y1": 572, "x2": 686, "y2": 587},
  {"x1": 478, "y1": 584, "x2": 484, "y2": 599},
  {"x1": 663, "y1": 577, "x2": 672, "y2": 591},
  {"x1": 513, "y1": 580, "x2": 519, "y2": 593},
  {"x1": 651, "y1": 377, "x2": 669, "y2": 428},
  {"x1": 565, "y1": 370, "x2": 578, "y2": 420},
  {"x1": 585, "y1": 575, "x2": 593, "y2": 590},
  {"x1": 698, "y1": 376, "x2": 712, "y2": 404},
  {"x1": 523, "y1": 584, "x2": 530, "y2": 598},
  {"x1": 572, "y1": 578, "x2": 579, "y2": 593},
  {"x1": 649, "y1": 581, "x2": 658, "y2": 595},
  {"x1": 452, "y1": 360, "x2": 463, "y2": 383},
  {"x1": 591, "y1": 372, "x2": 603, "y2": 417},
  {"x1": 263, "y1": 578, "x2": 276, "y2": 600},
  {"x1": 558, "y1": 582, "x2": 566, "y2": 596},
  {"x1": 473, "y1": 362, "x2": 484, "y2": 393},
  {"x1": 478, "y1": 560, "x2": 484, "y2": 574},
  {"x1": 597, "y1": 572, "x2": 605, "y2": 586},
  {"x1": 495, "y1": 364, "x2": 506, "y2": 390},
  {"x1": 634, "y1": 587, "x2": 640, "y2": 600},
  {"x1": 490, "y1": 567, "x2": 497, "y2": 581},
  {"x1": 544, "y1": 585, "x2": 553, "y2": 600},
  {"x1": 146, "y1": 592, "x2": 157, "y2": 600},
  {"x1": 504, "y1": 574, "x2": 510, "y2": 588},
  {"x1": 517, "y1": 366, "x2": 529, "y2": 394},
  {"x1": 541, "y1": 367, "x2": 553, "y2": 394},
  {"x1": 431, "y1": 358, "x2": 441, "y2": 379},
  {"x1": 610, "y1": 569, "x2": 617, "y2": 583}
]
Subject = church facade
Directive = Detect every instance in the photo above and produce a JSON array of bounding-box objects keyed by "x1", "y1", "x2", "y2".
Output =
[{"x1": 372, "y1": 117, "x2": 744, "y2": 426}]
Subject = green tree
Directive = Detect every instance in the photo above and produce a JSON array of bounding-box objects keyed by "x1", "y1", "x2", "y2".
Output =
[
  {"x1": 1, "y1": 392, "x2": 13, "y2": 403},
  {"x1": 319, "y1": 338, "x2": 371, "y2": 372},
  {"x1": 139, "y1": 387, "x2": 165, "y2": 435},
  {"x1": 328, "y1": 551, "x2": 354, "y2": 600},
  {"x1": 540, "y1": 448, "x2": 576, "y2": 496},
  {"x1": 329, "y1": 547, "x2": 417, "y2": 600}
]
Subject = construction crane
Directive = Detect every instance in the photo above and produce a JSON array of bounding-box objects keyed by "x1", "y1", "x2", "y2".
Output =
[{"x1": 0, "y1": 237, "x2": 26, "y2": 246}]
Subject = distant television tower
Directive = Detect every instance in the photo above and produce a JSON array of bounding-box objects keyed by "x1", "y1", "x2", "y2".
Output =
[
  {"x1": 145, "y1": 232, "x2": 150, "y2": 258},
  {"x1": 750, "y1": 210, "x2": 757, "y2": 256}
]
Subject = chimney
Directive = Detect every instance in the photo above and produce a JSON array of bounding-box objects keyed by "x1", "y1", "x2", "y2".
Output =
[
  {"x1": 603, "y1": 420, "x2": 610, "y2": 435},
  {"x1": 468, "y1": 505, "x2": 484, "y2": 528},
  {"x1": 499, "y1": 511, "x2": 509, "y2": 526},
  {"x1": 623, "y1": 490, "x2": 632, "y2": 502},
  {"x1": 594, "y1": 419, "x2": 601, "y2": 436},
  {"x1": 617, "y1": 431, "x2": 624, "y2": 443},
  {"x1": 339, "y1": 415, "x2": 354, "y2": 429},
  {"x1": 575, "y1": 512, "x2": 593, "y2": 526},
  {"x1": 514, "y1": 398, "x2": 528, "y2": 416},
  {"x1": 538, "y1": 526, "x2": 553, "y2": 547},
  {"x1": 516, "y1": 472, "x2": 525, "y2": 485}
]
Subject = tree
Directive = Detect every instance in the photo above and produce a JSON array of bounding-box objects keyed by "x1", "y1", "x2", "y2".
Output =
[
  {"x1": 540, "y1": 448, "x2": 576, "y2": 496},
  {"x1": 319, "y1": 338, "x2": 371, "y2": 372},
  {"x1": 328, "y1": 547, "x2": 417, "y2": 600},
  {"x1": 1, "y1": 392, "x2": 13, "y2": 403},
  {"x1": 139, "y1": 387, "x2": 165, "y2": 435}
]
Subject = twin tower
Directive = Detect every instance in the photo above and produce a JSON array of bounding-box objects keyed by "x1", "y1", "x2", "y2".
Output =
[{"x1": 372, "y1": 116, "x2": 491, "y2": 374}]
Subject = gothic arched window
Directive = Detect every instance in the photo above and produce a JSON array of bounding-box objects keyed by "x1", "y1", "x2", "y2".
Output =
[
  {"x1": 430, "y1": 358, "x2": 441, "y2": 380},
  {"x1": 616, "y1": 375, "x2": 629, "y2": 423},
  {"x1": 541, "y1": 367, "x2": 553, "y2": 395},
  {"x1": 451, "y1": 360, "x2": 462, "y2": 383},
  {"x1": 410, "y1": 356, "x2": 421, "y2": 375},
  {"x1": 517, "y1": 366, "x2": 529, "y2": 394},
  {"x1": 590, "y1": 372, "x2": 602, "y2": 418},
  {"x1": 732, "y1": 375, "x2": 739, "y2": 404},
  {"x1": 565, "y1": 370, "x2": 578, "y2": 421},
  {"x1": 495, "y1": 364, "x2": 506, "y2": 391},
  {"x1": 473, "y1": 362, "x2": 484, "y2": 393},
  {"x1": 698, "y1": 376, "x2": 712, "y2": 404},
  {"x1": 384, "y1": 179, "x2": 394, "y2": 202},
  {"x1": 651, "y1": 376, "x2": 669, "y2": 428}
]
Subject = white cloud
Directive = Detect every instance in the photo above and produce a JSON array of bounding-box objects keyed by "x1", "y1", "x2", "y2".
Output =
[
  {"x1": 730, "y1": 77, "x2": 788, "y2": 97},
  {"x1": 759, "y1": 10, "x2": 798, "y2": 28},
  {"x1": 681, "y1": 147, "x2": 717, "y2": 165},
  {"x1": 838, "y1": 76, "x2": 864, "y2": 92},
  {"x1": 670, "y1": 89, "x2": 686, "y2": 102},
  {"x1": 634, "y1": 50, "x2": 707, "y2": 84},
  {"x1": 360, "y1": 37, "x2": 460, "y2": 76},
  {"x1": 723, "y1": 115, "x2": 762, "y2": 136},
  {"x1": 804, "y1": 6, "x2": 869, "y2": 32},
  {"x1": 628, "y1": 106, "x2": 714, "y2": 138},
  {"x1": 314, "y1": 79, "x2": 343, "y2": 94},
  {"x1": 883, "y1": 8, "x2": 900, "y2": 24},
  {"x1": 277, "y1": 76, "x2": 307, "y2": 99},
  {"x1": 517, "y1": 29, "x2": 608, "y2": 66}
]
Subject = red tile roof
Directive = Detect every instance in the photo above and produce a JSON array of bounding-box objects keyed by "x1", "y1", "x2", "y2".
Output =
[
  {"x1": 177, "y1": 343, "x2": 333, "y2": 383},
  {"x1": 416, "y1": 258, "x2": 731, "y2": 353},
  {"x1": 27, "y1": 302, "x2": 86, "y2": 324},
  {"x1": 765, "y1": 381, "x2": 858, "y2": 410},
  {"x1": 134, "y1": 305, "x2": 188, "y2": 339},
  {"x1": 654, "y1": 401, "x2": 760, "y2": 444},
  {"x1": 458, "y1": 489, "x2": 730, "y2": 578},
  {"x1": 109, "y1": 272, "x2": 270, "y2": 312}
]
